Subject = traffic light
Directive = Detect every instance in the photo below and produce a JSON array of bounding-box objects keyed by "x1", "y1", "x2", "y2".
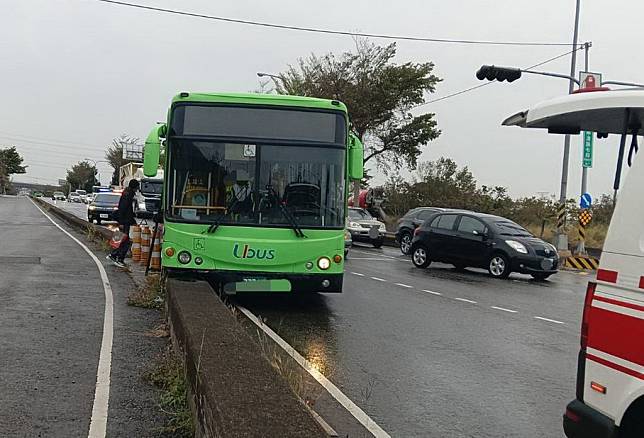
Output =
[{"x1": 476, "y1": 65, "x2": 522, "y2": 82}]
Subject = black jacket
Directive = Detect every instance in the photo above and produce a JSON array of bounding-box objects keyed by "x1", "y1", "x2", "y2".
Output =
[{"x1": 117, "y1": 187, "x2": 137, "y2": 225}]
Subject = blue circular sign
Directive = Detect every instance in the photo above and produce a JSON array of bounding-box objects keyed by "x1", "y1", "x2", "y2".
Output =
[{"x1": 580, "y1": 193, "x2": 592, "y2": 209}]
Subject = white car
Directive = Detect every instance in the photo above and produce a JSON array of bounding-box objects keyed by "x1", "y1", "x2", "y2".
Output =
[{"x1": 68, "y1": 192, "x2": 82, "y2": 203}]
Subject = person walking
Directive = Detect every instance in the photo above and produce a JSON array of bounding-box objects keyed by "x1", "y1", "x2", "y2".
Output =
[{"x1": 107, "y1": 179, "x2": 139, "y2": 267}]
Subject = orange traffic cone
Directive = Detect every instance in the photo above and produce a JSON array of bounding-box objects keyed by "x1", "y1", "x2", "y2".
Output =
[{"x1": 131, "y1": 225, "x2": 141, "y2": 262}]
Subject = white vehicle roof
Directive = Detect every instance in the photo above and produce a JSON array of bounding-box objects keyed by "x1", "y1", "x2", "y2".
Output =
[
  {"x1": 503, "y1": 89, "x2": 644, "y2": 135},
  {"x1": 504, "y1": 87, "x2": 644, "y2": 282}
]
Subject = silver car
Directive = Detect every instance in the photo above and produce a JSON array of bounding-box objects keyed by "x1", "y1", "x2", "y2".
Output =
[{"x1": 347, "y1": 207, "x2": 386, "y2": 248}]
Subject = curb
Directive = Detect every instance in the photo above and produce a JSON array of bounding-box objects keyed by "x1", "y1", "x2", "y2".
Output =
[
  {"x1": 166, "y1": 279, "x2": 327, "y2": 438},
  {"x1": 565, "y1": 255, "x2": 599, "y2": 271}
]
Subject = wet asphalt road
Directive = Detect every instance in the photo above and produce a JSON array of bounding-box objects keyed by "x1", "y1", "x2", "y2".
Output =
[
  {"x1": 239, "y1": 244, "x2": 589, "y2": 437},
  {"x1": 38, "y1": 196, "x2": 587, "y2": 437},
  {"x1": 42, "y1": 198, "x2": 115, "y2": 226},
  {"x1": 0, "y1": 196, "x2": 165, "y2": 436}
]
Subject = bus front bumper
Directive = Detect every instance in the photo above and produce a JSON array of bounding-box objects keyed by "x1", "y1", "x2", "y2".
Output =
[{"x1": 165, "y1": 268, "x2": 343, "y2": 293}]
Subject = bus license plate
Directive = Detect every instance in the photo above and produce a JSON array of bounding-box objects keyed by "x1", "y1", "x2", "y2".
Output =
[
  {"x1": 100, "y1": 214, "x2": 108, "y2": 219},
  {"x1": 224, "y1": 279, "x2": 292, "y2": 294}
]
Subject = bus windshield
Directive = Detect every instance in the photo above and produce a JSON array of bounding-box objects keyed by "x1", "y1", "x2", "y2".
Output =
[{"x1": 168, "y1": 140, "x2": 345, "y2": 228}]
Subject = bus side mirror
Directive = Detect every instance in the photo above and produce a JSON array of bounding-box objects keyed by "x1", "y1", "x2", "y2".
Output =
[
  {"x1": 348, "y1": 134, "x2": 364, "y2": 180},
  {"x1": 144, "y1": 124, "x2": 166, "y2": 177}
]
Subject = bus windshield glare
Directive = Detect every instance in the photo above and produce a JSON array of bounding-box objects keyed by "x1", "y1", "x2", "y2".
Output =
[{"x1": 168, "y1": 140, "x2": 345, "y2": 228}]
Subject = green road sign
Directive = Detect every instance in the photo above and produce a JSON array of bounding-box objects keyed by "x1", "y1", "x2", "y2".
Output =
[{"x1": 582, "y1": 131, "x2": 593, "y2": 168}]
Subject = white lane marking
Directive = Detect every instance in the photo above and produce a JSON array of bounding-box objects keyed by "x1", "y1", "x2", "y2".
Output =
[
  {"x1": 370, "y1": 276, "x2": 387, "y2": 282},
  {"x1": 237, "y1": 306, "x2": 391, "y2": 438},
  {"x1": 351, "y1": 249, "x2": 398, "y2": 259},
  {"x1": 423, "y1": 289, "x2": 442, "y2": 296},
  {"x1": 454, "y1": 297, "x2": 477, "y2": 304},
  {"x1": 534, "y1": 316, "x2": 565, "y2": 325},
  {"x1": 395, "y1": 283, "x2": 413, "y2": 288},
  {"x1": 351, "y1": 272, "x2": 365, "y2": 277},
  {"x1": 491, "y1": 306, "x2": 518, "y2": 314},
  {"x1": 349, "y1": 257, "x2": 393, "y2": 261},
  {"x1": 31, "y1": 199, "x2": 114, "y2": 438}
]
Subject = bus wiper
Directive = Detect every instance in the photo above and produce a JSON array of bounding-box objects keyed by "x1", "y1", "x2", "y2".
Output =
[
  {"x1": 278, "y1": 202, "x2": 307, "y2": 238},
  {"x1": 265, "y1": 186, "x2": 306, "y2": 238},
  {"x1": 203, "y1": 217, "x2": 223, "y2": 234}
]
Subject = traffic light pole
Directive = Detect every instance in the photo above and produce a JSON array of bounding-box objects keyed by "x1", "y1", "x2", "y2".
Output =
[
  {"x1": 580, "y1": 43, "x2": 590, "y2": 197},
  {"x1": 556, "y1": 0, "x2": 581, "y2": 253},
  {"x1": 576, "y1": 42, "x2": 591, "y2": 256}
]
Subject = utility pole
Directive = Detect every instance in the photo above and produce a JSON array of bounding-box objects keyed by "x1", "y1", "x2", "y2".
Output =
[{"x1": 556, "y1": 0, "x2": 581, "y2": 252}]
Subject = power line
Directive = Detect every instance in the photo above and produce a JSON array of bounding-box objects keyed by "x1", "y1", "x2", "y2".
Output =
[
  {"x1": 0, "y1": 132, "x2": 106, "y2": 151},
  {"x1": 93, "y1": 0, "x2": 574, "y2": 47},
  {"x1": 421, "y1": 45, "x2": 585, "y2": 106}
]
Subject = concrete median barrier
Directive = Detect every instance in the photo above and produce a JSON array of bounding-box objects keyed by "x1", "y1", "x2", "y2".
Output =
[{"x1": 166, "y1": 279, "x2": 327, "y2": 438}]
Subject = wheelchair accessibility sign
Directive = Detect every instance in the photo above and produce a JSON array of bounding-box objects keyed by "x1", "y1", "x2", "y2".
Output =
[{"x1": 193, "y1": 238, "x2": 205, "y2": 251}]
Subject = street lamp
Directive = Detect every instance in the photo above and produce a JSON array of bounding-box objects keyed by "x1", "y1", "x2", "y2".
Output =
[
  {"x1": 257, "y1": 72, "x2": 284, "y2": 87},
  {"x1": 84, "y1": 158, "x2": 110, "y2": 186}
]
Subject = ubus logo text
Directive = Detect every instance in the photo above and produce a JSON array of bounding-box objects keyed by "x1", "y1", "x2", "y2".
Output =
[{"x1": 233, "y1": 244, "x2": 275, "y2": 260}]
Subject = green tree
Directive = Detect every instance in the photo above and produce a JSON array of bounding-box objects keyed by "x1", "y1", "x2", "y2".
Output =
[
  {"x1": 590, "y1": 194, "x2": 615, "y2": 225},
  {"x1": 66, "y1": 161, "x2": 98, "y2": 193},
  {"x1": 0, "y1": 146, "x2": 26, "y2": 194},
  {"x1": 105, "y1": 134, "x2": 141, "y2": 185},
  {"x1": 276, "y1": 39, "x2": 441, "y2": 199}
]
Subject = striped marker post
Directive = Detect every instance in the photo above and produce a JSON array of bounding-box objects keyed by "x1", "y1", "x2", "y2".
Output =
[{"x1": 556, "y1": 204, "x2": 567, "y2": 230}]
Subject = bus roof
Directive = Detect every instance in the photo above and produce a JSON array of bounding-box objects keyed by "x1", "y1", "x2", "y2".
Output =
[
  {"x1": 502, "y1": 89, "x2": 644, "y2": 135},
  {"x1": 171, "y1": 92, "x2": 348, "y2": 114}
]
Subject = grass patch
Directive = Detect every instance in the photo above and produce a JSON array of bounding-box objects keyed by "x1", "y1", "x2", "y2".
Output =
[
  {"x1": 525, "y1": 222, "x2": 608, "y2": 249},
  {"x1": 145, "y1": 345, "x2": 194, "y2": 437},
  {"x1": 128, "y1": 274, "x2": 165, "y2": 309}
]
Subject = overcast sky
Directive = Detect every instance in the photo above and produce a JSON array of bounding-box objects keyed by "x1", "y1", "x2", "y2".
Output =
[{"x1": 2, "y1": 0, "x2": 643, "y2": 200}]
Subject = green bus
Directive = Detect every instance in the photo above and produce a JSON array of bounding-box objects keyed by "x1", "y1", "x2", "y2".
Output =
[{"x1": 143, "y1": 92, "x2": 363, "y2": 293}]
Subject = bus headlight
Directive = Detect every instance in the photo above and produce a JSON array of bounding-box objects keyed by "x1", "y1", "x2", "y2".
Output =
[
  {"x1": 178, "y1": 251, "x2": 192, "y2": 264},
  {"x1": 317, "y1": 257, "x2": 331, "y2": 270}
]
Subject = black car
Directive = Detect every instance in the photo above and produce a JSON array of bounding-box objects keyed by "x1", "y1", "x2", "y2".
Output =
[
  {"x1": 395, "y1": 207, "x2": 464, "y2": 255},
  {"x1": 410, "y1": 211, "x2": 558, "y2": 280},
  {"x1": 87, "y1": 192, "x2": 121, "y2": 225}
]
